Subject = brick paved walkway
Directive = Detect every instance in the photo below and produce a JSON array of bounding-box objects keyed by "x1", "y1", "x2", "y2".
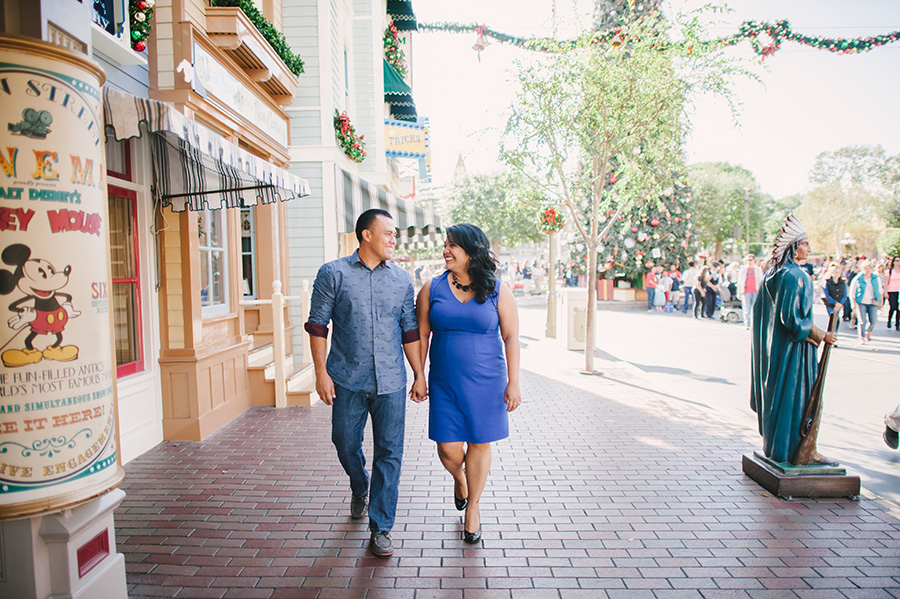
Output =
[{"x1": 117, "y1": 357, "x2": 900, "y2": 598}]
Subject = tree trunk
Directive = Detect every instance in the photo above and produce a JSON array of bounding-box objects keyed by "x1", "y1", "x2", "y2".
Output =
[
  {"x1": 715, "y1": 239, "x2": 723, "y2": 261},
  {"x1": 584, "y1": 155, "x2": 603, "y2": 373},
  {"x1": 491, "y1": 239, "x2": 502, "y2": 259},
  {"x1": 545, "y1": 232, "x2": 557, "y2": 338}
]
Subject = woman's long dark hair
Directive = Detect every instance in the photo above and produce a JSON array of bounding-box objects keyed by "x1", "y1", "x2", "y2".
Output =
[{"x1": 447, "y1": 223, "x2": 498, "y2": 303}]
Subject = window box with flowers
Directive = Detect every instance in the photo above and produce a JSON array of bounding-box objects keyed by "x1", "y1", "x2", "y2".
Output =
[{"x1": 334, "y1": 110, "x2": 366, "y2": 163}]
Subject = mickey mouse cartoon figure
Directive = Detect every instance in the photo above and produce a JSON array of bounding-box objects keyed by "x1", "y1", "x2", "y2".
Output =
[{"x1": 0, "y1": 243, "x2": 81, "y2": 367}]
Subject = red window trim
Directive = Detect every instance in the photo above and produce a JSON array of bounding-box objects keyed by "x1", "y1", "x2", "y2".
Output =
[
  {"x1": 106, "y1": 138, "x2": 132, "y2": 180},
  {"x1": 107, "y1": 184, "x2": 144, "y2": 378}
]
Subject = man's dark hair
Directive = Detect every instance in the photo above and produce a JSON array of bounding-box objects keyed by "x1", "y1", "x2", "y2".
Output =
[
  {"x1": 355, "y1": 208, "x2": 393, "y2": 242},
  {"x1": 688, "y1": 261, "x2": 695, "y2": 267}
]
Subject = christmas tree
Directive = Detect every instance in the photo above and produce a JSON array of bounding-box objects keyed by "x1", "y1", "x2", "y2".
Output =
[
  {"x1": 569, "y1": 176, "x2": 694, "y2": 281},
  {"x1": 592, "y1": 0, "x2": 661, "y2": 34}
]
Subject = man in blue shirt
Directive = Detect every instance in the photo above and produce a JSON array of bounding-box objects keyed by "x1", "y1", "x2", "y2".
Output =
[{"x1": 305, "y1": 208, "x2": 426, "y2": 557}]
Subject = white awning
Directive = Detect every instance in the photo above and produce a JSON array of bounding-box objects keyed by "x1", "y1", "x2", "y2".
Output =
[
  {"x1": 103, "y1": 87, "x2": 310, "y2": 212},
  {"x1": 335, "y1": 165, "x2": 442, "y2": 247}
]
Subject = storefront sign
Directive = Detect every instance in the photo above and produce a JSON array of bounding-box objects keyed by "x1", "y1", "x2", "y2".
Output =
[
  {"x1": 192, "y1": 43, "x2": 288, "y2": 147},
  {"x1": 385, "y1": 118, "x2": 431, "y2": 183},
  {"x1": 385, "y1": 118, "x2": 427, "y2": 158},
  {"x1": 0, "y1": 36, "x2": 124, "y2": 519}
]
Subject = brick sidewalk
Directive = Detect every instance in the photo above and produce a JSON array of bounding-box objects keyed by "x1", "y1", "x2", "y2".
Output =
[{"x1": 116, "y1": 361, "x2": 900, "y2": 599}]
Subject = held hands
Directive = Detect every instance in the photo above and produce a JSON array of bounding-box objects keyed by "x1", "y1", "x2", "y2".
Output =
[
  {"x1": 504, "y1": 382, "x2": 522, "y2": 412},
  {"x1": 409, "y1": 375, "x2": 427, "y2": 403},
  {"x1": 315, "y1": 370, "x2": 336, "y2": 406}
]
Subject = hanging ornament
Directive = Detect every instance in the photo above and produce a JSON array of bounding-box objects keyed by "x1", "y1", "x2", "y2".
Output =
[
  {"x1": 135, "y1": 11, "x2": 146, "y2": 22},
  {"x1": 134, "y1": 40, "x2": 146, "y2": 52},
  {"x1": 631, "y1": 227, "x2": 638, "y2": 233},
  {"x1": 650, "y1": 217, "x2": 659, "y2": 227},
  {"x1": 624, "y1": 237, "x2": 636, "y2": 249}
]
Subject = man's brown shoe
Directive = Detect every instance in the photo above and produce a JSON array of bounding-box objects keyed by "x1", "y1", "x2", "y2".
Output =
[
  {"x1": 350, "y1": 495, "x2": 367, "y2": 519},
  {"x1": 369, "y1": 531, "x2": 393, "y2": 557}
]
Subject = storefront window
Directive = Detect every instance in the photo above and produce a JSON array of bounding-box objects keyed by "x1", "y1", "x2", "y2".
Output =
[
  {"x1": 240, "y1": 208, "x2": 256, "y2": 298},
  {"x1": 108, "y1": 185, "x2": 143, "y2": 376},
  {"x1": 199, "y1": 207, "x2": 229, "y2": 315}
]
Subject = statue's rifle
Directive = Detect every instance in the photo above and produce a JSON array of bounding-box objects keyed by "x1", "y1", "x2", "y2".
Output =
[{"x1": 792, "y1": 300, "x2": 840, "y2": 465}]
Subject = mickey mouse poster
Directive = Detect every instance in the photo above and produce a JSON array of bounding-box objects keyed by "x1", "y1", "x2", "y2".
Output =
[{"x1": 0, "y1": 243, "x2": 81, "y2": 367}]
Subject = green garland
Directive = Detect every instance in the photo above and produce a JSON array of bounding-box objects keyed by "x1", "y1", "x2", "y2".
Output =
[
  {"x1": 130, "y1": 0, "x2": 155, "y2": 52},
  {"x1": 334, "y1": 110, "x2": 367, "y2": 163},
  {"x1": 384, "y1": 22, "x2": 408, "y2": 79},
  {"x1": 211, "y1": 0, "x2": 305, "y2": 75},
  {"x1": 419, "y1": 19, "x2": 900, "y2": 58}
]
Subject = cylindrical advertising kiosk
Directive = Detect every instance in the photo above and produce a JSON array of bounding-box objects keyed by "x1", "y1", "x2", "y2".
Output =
[{"x1": 0, "y1": 35, "x2": 127, "y2": 598}]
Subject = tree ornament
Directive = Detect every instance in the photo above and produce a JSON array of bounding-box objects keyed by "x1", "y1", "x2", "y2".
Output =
[
  {"x1": 134, "y1": 40, "x2": 146, "y2": 52},
  {"x1": 650, "y1": 217, "x2": 659, "y2": 226}
]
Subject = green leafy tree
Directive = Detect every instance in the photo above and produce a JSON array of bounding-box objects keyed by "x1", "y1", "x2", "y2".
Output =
[
  {"x1": 448, "y1": 173, "x2": 544, "y2": 254},
  {"x1": 800, "y1": 145, "x2": 892, "y2": 258},
  {"x1": 795, "y1": 184, "x2": 883, "y2": 259},
  {"x1": 501, "y1": 10, "x2": 754, "y2": 371},
  {"x1": 878, "y1": 230, "x2": 900, "y2": 258},
  {"x1": 688, "y1": 162, "x2": 767, "y2": 259}
]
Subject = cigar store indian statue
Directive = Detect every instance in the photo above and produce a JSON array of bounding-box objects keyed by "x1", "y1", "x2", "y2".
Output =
[{"x1": 750, "y1": 214, "x2": 838, "y2": 467}]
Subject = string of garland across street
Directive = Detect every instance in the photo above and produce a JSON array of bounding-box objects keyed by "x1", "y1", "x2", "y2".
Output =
[{"x1": 418, "y1": 19, "x2": 900, "y2": 59}]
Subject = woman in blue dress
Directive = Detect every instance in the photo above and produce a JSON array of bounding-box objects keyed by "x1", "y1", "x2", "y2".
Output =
[{"x1": 415, "y1": 224, "x2": 522, "y2": 544}]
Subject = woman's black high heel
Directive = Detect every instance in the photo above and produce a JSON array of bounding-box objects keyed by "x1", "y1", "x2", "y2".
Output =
[
  {"x1": 454, "y1": 471, "x2": 467, "y2": 510},
  {"x1": 463, "y1": 528, "x2": 482, "y2": 544}
]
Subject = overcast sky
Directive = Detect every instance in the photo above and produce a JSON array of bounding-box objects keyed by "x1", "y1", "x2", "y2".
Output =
[{"x1": 411, "y1": 0, "x2": 900, "y2": 199}]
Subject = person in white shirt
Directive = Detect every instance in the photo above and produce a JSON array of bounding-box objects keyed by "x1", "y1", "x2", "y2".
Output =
[
  {"x1": 738, "y1": 255, "x2": 764, "y2": 329},
  {"x1": 681, "y1": 261, "x2": 698, "y2": 314}
]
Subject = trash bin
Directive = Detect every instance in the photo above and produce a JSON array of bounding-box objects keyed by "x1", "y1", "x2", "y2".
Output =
[{"x1": 558, "y1": 287, "x2": 596, "y2": 351}]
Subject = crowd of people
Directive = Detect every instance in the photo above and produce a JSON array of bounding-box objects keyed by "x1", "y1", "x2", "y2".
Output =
[{"x1": 642, "y1": 254, "x2": 900, "y2": 342}]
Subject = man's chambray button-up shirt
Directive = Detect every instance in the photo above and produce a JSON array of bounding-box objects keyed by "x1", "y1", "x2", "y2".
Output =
[{"x1": 304, "y1": 251, "x2": 419, "y2": 395}]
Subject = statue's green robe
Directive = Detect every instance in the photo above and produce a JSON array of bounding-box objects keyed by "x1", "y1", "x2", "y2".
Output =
[{"x1": 750, "y1": 260, "x2": 823, "y2": 463}]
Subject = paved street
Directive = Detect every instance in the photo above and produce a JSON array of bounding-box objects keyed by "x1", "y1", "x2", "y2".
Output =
[
  {"x1": 115, "y1": 298, "x2": 900, "y2": 598},
  {"x1": 567, "y1": 301, "x2": 900, "y2": 513}
]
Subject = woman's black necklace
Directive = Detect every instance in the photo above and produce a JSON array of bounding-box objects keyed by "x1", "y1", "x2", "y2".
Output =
[{"x1": 451, "y1": 273, "x2": 470, "y2": 292}]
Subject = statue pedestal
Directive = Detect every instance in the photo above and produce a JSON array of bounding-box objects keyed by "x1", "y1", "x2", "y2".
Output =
[{"x1": 742, "y1": 452, "x2": 860, "y2": 499}]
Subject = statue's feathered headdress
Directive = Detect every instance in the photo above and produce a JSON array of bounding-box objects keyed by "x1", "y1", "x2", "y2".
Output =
[{"x1": 771, "y1": 213, "x2": 808, "y2": 265}]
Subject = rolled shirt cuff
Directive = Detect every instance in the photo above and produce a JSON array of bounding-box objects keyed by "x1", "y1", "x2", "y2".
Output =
[
  {"x1": 304, "y1": 322, "x2": 329, "y2": 338},
  {"x1": 402, "y1": 328, "x2": 421, "y2": 344}
]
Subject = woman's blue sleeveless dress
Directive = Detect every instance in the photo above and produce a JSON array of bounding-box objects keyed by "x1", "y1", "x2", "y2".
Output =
[{"x1": 428, "y1": 271, "x2": 509, "y2": 443}]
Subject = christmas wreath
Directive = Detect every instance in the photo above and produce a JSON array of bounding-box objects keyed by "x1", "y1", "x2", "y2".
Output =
[
  {"x1": 384, "y1": 22, "x2": 408, "y2": 79},
  {"x1": 130, "y1": 0, "x2": 155, "y2": 53},
  {"x1": 334, "y1": 110, "x2": 367, "y2": 163},
  {"x1": 538, "y1": 206, "x2": 565, "y2": 234}
]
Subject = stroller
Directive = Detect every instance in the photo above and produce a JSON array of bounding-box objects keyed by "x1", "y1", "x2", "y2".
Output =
[{"x1": 718, "y1": 283, "x2": 744, "y2": 324}]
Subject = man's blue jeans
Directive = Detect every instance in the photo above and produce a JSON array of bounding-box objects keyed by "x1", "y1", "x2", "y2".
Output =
[
  {"x1": 681, "y1": 286, "x2": 693, "y2": 312},
  {"x1": 742, "y1": 292, "x2": 757, "y2": 327},
  {"x1": 332, "y1": 383, "x2": 406, "y2": 533}
]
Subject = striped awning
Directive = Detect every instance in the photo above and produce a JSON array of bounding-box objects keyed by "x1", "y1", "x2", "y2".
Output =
[
  {"x1": 383, "y1": 60, "x2": 417, "y2": 122},
  {"x1": 335, "y1": 165, "x2": 441, "y2": 247},
  {"x1": 103, "y1": 87, "x2": 310, "y2": 212}
]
